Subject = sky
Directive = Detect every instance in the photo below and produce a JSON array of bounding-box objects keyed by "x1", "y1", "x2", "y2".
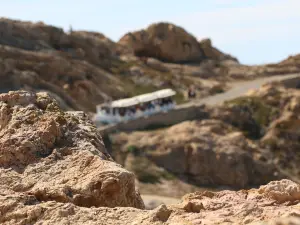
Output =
[{"x1": 1, "y1": 0, "x2": 300, "y2": 65}]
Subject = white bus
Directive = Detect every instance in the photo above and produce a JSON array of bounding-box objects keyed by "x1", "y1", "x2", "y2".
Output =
[{"x1": 93, "y1": 89, "x2": 176, "y2": 125}]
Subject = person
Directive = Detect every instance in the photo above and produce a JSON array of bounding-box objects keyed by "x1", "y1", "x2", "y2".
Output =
[{"x1": 188, "y1": 86, "x2": 196, "y2": 99}]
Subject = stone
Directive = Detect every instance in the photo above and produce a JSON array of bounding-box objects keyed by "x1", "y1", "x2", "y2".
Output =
[
  {"x1": 119, "y1": 22, "x2": 204, "y2": 63},
  {"x1": 111, "y1": 119, "x2": 281, "y2": 188},
  {"x1": 0, "y1": 91, "x2": 144, "y2": 210}
]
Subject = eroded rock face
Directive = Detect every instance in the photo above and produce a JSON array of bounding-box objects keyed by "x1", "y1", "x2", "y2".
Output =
[
  {"x1": 1, "y1": 178, "x2": 300, "y2": 224},
  {"x1": 0, "y1": 18, "x2": 121, "y2": 70},
  {"x1": 0, "y1": 91, "x2": 144, "y2": 210},
  {"x1": 1, "y1": 17, "x2": 300, "y2": 114},
  {"x1": 199, "y1": 38, "x2": 238, "y2": 62},
  {"x1": 119, "y1": 22, "x2": 204, "y2": 63},
  {"x1": 213, "y1": 83, "x2": 300, "y2": 181},
  {"x1": 168, "y1": 179, "x2": 300, "y2": 225},
  {"x1": 0, "y1": 91, "x2": 300, "y2": 224},
  {"x1": 110, "y1": 119, "x2": 281, "y2": 188},
  {"x1": 0, "y1": 45, "x2": 126, "y2": 112}
]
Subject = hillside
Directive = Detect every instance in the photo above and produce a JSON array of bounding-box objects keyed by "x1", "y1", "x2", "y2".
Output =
[
  {"x1": 1, "y1": 18, "x2": 300, "y2": 113},
  {"x1": 107, "y1": 82, "x2": 300, "y2": 198}
]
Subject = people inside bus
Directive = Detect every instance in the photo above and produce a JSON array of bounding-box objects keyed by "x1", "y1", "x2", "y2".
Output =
[
  {"x1": 101, "y1": 97, "x2": 175, "y2": 123},
  {"x1": 119, "y1": 108, "x2": 125, "y2": 117}
]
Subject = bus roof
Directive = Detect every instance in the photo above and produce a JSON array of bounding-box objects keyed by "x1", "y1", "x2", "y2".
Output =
[
  {"x1": 97, "y1": 89, "x2": 176, "y2": 108},
  {"x1": 155, "y1": 89, "x2": 176, "y2": 98},
  {"x1": 111, "y1": 97, "x2": 139, "y2": 108}
]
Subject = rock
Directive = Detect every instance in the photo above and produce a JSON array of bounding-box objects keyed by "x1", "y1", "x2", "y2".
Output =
[
  {"x1": 199, "y1": 38, "x2": 239, "y2": 62},
  {"x1": 111, "y1": 119, "x2": 281, "y2": 188},
  {"x1": 1, "y1": 17, "x2": 300, "y2": 115},
  {"x1": 255, "y1": 217, "x2": 300, "y2": 225},
  {"x1": 119, "y1": 22, "x2": 204, "y2": 63},
  {"x1": 0, "y1": 91, "x2": 144, "y2": 210},
  {"x1": 130, "y1": 65, "x2": 144, "y2": 76},
  {"x1": 146, "y1": 58, "x2": 170, "y2": 72},
  {"x1": 165, "y1": 180, "x2": 300, "y2": 224},
  {"x1": 2, "y1": 176, "x2": 300, "y2": 224},
  {"x1": 0, "y1": 18, "x2": 122, "y2": 70},
  {"x1": 278, "y1": 54, "x2": 300, "y2": 68},
  {"x1": 0, "y1": 44, "x2": 125, "y2": 112},
  {"x1": 259, "y1": 179, "x2": 300, "y2": 203},
  {"x1": 213, "y1": 83, "x2": 300, "y2": 182},
  {"x1": 0, "y1": 91, "x2": 299, "y2": 225}
]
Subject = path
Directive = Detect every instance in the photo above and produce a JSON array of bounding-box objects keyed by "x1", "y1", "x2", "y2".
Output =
[
  {"x1": 98, "y1": 73, "x2": 300, "y2": 134},
  {"x1": 181, "y1": 73, "x2": 300, "y2": 108}
]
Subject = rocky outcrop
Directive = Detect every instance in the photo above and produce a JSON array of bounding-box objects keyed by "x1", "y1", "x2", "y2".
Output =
[
  {"x1": 0, "y1": 18, "x2": 226, "y2": 110},
  {"x1": 199, "y1": 38, "x2": 238, "y2": 62},
  {"x1": 0, "y1": 44, "x2": 129, "y2": 112},
  {"x1": 0, "y1": 18, "x2": 123, "y2": 70},
  {"x1": 1, "y1": 17, "x2": 300, "y2": 114},
  {"x1": 119, "y1": 22, "x2": 204, "y2": 63},
  {"x1": 110, "y1": 119, "x2": 281, "y2": 188},
  {"x1": 0, "y1": 91, "x2": 144, "y2": 210},
  {"x1": 118, "y1": 22, "x2": 239, "y2": 64},
  {"x1": 212, "y1": 83, "x2": 300, "y2": 182},
  {"x1": 0, "y1": 91, "x2": 300, "y2": 224},
  {"x1": 1, "y1": 178, "x2": 300, "y2": 224}
]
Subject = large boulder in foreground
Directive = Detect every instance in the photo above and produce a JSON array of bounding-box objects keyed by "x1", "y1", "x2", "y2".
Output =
[
  {"x1": 0, "y1": 91, "x2": 144, "y2": 209},
  {"x1": 118, "y1": 22, "x2": 204, "y2": 63}
]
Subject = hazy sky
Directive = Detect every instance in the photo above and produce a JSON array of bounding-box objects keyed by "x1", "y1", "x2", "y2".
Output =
[{"x1": 1, "y1": 0, "x2": 300, "y2": 65}]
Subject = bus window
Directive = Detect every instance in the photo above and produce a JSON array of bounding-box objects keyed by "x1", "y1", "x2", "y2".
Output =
[
  {"x1": 102, "y1": 107, "x2": 109, "y2": 114},
  {"x1": 119, "y1": 108, "x2": 125, "y2": 116},
  {"x1": 131, "y1": 107, "x2": 136, "y2": 114}
]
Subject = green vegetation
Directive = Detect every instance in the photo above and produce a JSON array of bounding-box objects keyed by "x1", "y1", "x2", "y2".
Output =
[
  {"x1": 126, "y1": 145, "x2": 140, "y2": 156},
  {"x1": 128, "y1": 154, "x2": 175, "y2": 184},
  {"x1": 209, "y1": 85, "x2": 225, "y2": 95},
  {"x1": 225, "y1": 96, "x2": 279, "y2": 139},
  {"x1": 174, "y1": 91, "x2": 186, "y2": 104},
  {"x1": 226, "y1": 96, "x2": 278, "y2": 127},
  {"x1": 110, "y1": 60, "x2": 137, "y2": 75}
]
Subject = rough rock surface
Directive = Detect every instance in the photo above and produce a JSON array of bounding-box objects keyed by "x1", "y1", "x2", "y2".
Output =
[
  {"x1": 119, "y1": 22, "x2": 236, "y2": 63},
  {"x1": 199, "y1": 38, "x2": 238, "y2": 62},
  {"x1": 1, "y1": 17, "x2": 300, "y2": 113},
  {"x1": 212, "y1": 83, "x2": 300, "y2": 182},
  {"x1": 2, "y1": 178, "x2": 300, "y2": 224},
  {"x1": 0, "y1": 91, "x2": 144, "y2": 211},
  {"x1": 1, "y1": 91, "x2": 300, "y2": 224},
  {"x1": 110, "y1": 119, "x2": 281, "y2": 188},
  {"x1": 0, "y1": 18, "x2": 233, "y2": 110},
  {"x1": 0, "y1": 45, "x2": 128, "y2": 112},
  {"x1": 0, "y1": 18, "x2": 122, "y2": 69}
]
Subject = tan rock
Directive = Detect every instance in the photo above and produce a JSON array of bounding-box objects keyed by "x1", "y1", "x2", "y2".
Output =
[
  {"x1": 0, "y1": 91, "x2": 144, "y2": 210},
  {"x1": 259, "y1": 179, "x2": 300, "y2": 203},
  {"x1": 0, "y1": 45, "x2": 124, "y2": 112},
  {"x1": 213, "y1": 83, "x2": 300, "y2": 182},
  {"x1": 1, "y1": 178, "x2": 300, "y2": 224},
  {"x1": 1, "y1": 91, "x2": 300, "y2": 225},
  {"x1": 146, "y1": 58, "x2": 170, "y2": 72},
  {"x1": 199, "y1": 38, "x2": 238, "y2": 62},
  {"x1": 119, "y1": 22, "x2": 204, "y2": 63},
  {"x1": 111, "y1": 119, "x2": 280, "y2": 188}
]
